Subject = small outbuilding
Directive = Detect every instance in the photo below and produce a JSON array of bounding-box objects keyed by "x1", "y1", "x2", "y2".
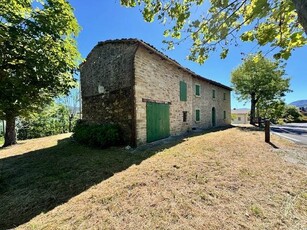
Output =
[
  {"x1": 80, "y1": 39, "x2": 231, "y2": 146},
  {"x1": 231, "y1": 108, "x2": 250, "y2": 124}
]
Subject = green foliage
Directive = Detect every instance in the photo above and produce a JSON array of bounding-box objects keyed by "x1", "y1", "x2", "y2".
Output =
[
  {"x1": 257, "y1": 99, "x2": 286, "y2": 123},
  {"x1": 283, "y1": 105, "x2": 303, "y2": 122},
  {"x1": 231, "y1": 53, "x2": 291, "y2": 123},
  {"x1": 231, "y1": 54, "x2": 290, "y2": 102},
  {"x1": 120, "y1": 0, "x2": 307, "y2": 63},
  {"x1": 231, "y1": 113, "x2": 238, "y2": 121},
  {"x1": 17, "y1": 102, "x2": 70, "y2": 140},
  {"x1": 73, "y1": 121, "x2": 122, "y2": 148},
  {"x1": 0, "y1": 0, "x2": 81, "y2": 119}
]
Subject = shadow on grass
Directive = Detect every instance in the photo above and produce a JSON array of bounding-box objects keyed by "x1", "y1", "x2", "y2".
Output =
[
  {"x1": 235, "y1": 125, "x2": 264, "y2": 132},
  {"x1": 0, "y1": 125, "x2": 231, "y2": 229},
  {"x1": 268, "y1": 142, "x2": 279, "y2": 149},
  {"x1": 235, "y1": 125, "x2": 280, "y2": 149}
]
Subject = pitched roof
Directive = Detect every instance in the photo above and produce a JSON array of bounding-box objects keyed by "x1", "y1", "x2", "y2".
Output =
[
  {"x1": 84, "y1": 38, "x2": 232, "y2": 91},
  {"x1": 231, "y1": 108, "x2": 250, "y2": 114}
]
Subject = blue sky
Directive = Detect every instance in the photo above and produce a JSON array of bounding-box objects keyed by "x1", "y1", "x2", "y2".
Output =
[{"x1": 69, "y1": 0, "x2": 306, "y2": 109}]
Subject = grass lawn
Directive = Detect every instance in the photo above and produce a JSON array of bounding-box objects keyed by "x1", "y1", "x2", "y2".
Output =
[{"x1": 0, "y1": 127, "x2": 306, "y2": 229}]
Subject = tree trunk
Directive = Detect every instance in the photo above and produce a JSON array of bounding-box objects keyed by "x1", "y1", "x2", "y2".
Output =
[
  {"x1": 292, "y1": 0, "x2": 307, "y2": 35},
  {"x1": 250, "y1": 93, "x2": 256, "y2": 125},
  {"x1": 3, "y1": 116, "x2": 17, "y2": 147}
]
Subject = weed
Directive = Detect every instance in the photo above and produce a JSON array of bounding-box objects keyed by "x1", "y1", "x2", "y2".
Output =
[{"x1": 250, "y1": 204, "x2": 264, "y2": 218}]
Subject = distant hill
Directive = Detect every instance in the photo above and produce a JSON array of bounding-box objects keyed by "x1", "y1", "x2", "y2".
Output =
[{"x1": 290, "y1": 100, "x2": 307, "y2": 108}]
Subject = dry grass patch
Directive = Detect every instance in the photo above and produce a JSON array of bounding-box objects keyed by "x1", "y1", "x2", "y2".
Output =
[{"x1": 1, "y1": 127, "x2": 307, "y2": 229}]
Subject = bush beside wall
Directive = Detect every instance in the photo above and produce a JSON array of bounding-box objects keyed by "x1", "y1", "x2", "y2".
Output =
[{"x1": 73, "y1": 121, "x2": 122, "y2": 148}]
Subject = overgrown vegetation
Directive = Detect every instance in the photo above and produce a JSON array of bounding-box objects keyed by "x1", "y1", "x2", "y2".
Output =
[
  {"x1": 282, "y1": 105, "x2": 304, "y2": 122},
  {"x1": 73, "y1": 121, "x2": 122, "y2": 148},
  {"x1": 257, "y1": 103, "x2": 304, "y2": 124},
  {"x1": 17, "y1": 102, "x2": 72, "y2": 140}
]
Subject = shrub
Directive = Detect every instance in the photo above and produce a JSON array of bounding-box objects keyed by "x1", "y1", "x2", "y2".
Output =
[
  {"x1": 283, "y1": 105, "x2": 303, "y2": 123},
  {"x1": 73, "y1": 121, "x2": 122, "y2": 148}
]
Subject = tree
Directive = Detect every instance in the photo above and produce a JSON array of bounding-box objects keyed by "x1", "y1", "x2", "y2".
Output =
[
  {"x1": 231, "y1": 54, "x2": 290, "y2": 124},
  {"x1": 283, "y1": 105, "x2": 303, "y2": 122},
  {"x1": 257, "y1": 99, "x2": 286, "y2": 123},
  {"x1": 0, "y1": 0, "x2": 81, "y2": 147},
  {"x1": 121, "y1": 0, "x2": 307, "y2": 63},
  {"x1": 17, "y1": 102, "x2": 70, "y2": 140},
  {"x1": 57, "y1": 85, "x2": 81, "y2": 132}
]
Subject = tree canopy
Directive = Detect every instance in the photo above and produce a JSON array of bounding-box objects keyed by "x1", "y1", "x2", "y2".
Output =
[
  {"x1": 231, "y1": 54, "x2": 291, "y2": 124},
  {"x1": 0, "y1": 0, "x2": 81, "y2": 146},
  {"x1": 121, "y1": 0, "x2": 307, "y2": 63}
]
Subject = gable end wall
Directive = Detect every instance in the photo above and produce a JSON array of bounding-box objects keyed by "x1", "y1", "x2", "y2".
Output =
[{"x1": 80, "y1": 42, "x2": 138, "y2": 145}]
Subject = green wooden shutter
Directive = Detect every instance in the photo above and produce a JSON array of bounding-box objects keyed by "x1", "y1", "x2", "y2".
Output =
[
  {"x1": 195, "y1": 85, "x2": 200, "y2": 96},
  {"x1": 180, "y1": 81, "x2": 187, "y2": 101},
  {"x1": 212, "y1": 89, "x2": 216, "y2": 98},
  {"x1": 195, "y1": 109, "x2": 200, "y2": 121},
  {"x1": 224, "y1": 111, "x2": 226, "y2": 119}
]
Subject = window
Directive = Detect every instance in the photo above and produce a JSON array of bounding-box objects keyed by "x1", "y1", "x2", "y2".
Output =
[
  {"x1": 183, "y1": 111, "x2": 187, "y2": 122},
  {"x1": 180, "y1": 81, "x2": 187, "y2": 101},
  {"x1": 223, "y1": 92, "x2": 226, "y2": 100},
  {"x1": 195, "y1": 84, "x2": 200, "y2": 96},
  {"x1": 195, "y1": 109, "x2": 200, "y2": 122},
  {"x1": 238, "y1": 117, "x2": 241, "y2": 121},
  {"x1": 212, "y1": 89, "x2": 216, "y2": 98},
  {"x1": 223, "y1": 111, "x2": 226, "y2": 119}
]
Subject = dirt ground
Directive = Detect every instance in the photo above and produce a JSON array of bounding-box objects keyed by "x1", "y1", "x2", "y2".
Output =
[{"x1": 1, "y1": 127, "x2": 306, "y2": 229}]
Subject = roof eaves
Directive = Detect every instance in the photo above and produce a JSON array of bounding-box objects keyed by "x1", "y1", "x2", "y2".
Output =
[
  {"x1": 135, "y1": 40, "x2": 232, "y2": 91},
  {"x1": 83, "y1": 38, "x2": 232, "y2": 91}
]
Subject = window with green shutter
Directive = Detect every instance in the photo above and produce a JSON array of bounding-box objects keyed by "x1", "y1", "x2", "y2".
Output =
[
  {"x1": 212, "y1": 89, "x2": 216, "y2": 98},
  {"x1": 180, "y1": 81, "x2": 187, "y2": 101},
  {"x1": 195, "y1": 84, "x2": 200, "y2": 96},
  {"x1": 195, "y1": 109, "x2": 200, "y2": 122},
  {"x1": 223, "y1": 92, "x2": 226, "y2": 100},
  {"x1": 224, "y1": 111, "x2": 226, "y2": 119}
]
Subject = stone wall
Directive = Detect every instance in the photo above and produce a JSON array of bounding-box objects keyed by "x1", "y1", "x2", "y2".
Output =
[
  {"x1": 80, "y1": 40, "x2": 231, "y2": 146},
  {"x1": 134, "y1": 46, "x2": 231, "y2": 145},
  {"x1": 192, "y1": 78, "x2": 231, "y2": 129},
  {"x1": 80, "y1": 42, "x2": 138, "y2": 145}
]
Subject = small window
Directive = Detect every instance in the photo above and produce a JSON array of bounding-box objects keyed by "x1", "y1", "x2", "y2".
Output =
[
  {"x1": 195, "y1": 109, "x2": 200, "y2": 122},
  {"x1": 183, "y1": 111, "x2": 187, "y2": 122},
  {"x1": 180, "y1": 81, "x2": 187, "y2": 101},
  {"x1": 212, "y1": 89, "x2": 216, "y2": 98},
  {"x1": 195, "y1": 84, "x2": 200, "y2": 96},
  {"x1": 223, "y1": 111, "x2": 226, "y2": 119},
  {"x1": 223, "y1": 93, "x2": 226, "y2": 100},
  {"x1": 238, "y1": 117, "x2": 241, "y2": 121}
]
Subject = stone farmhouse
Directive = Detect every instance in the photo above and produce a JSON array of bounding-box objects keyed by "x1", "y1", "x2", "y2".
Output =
[{"x1": 80, "y1": 39, "x2": 231, "y2": 146}]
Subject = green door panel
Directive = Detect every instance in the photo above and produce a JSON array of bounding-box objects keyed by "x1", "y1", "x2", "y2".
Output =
[
  {"x1": 146, "y1": 102, "x2": 170, "y2": 143},
  {"x1": 212, "y1": 107, "x2": 216, "y2": 127}
]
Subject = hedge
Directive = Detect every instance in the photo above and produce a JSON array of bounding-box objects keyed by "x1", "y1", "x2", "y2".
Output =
[{"x1": 73, "y1": 121, "x2": 122, "y2": 148}]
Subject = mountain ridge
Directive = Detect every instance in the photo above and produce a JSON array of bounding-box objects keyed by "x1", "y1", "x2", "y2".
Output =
[{"x1": 290, "y1": 100, "x2": 307, "y2": 107}]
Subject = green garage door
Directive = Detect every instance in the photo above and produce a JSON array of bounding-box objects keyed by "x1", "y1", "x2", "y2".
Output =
[{"x1": 146, "y1": 102, "x2": 170, "y2": 143}]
